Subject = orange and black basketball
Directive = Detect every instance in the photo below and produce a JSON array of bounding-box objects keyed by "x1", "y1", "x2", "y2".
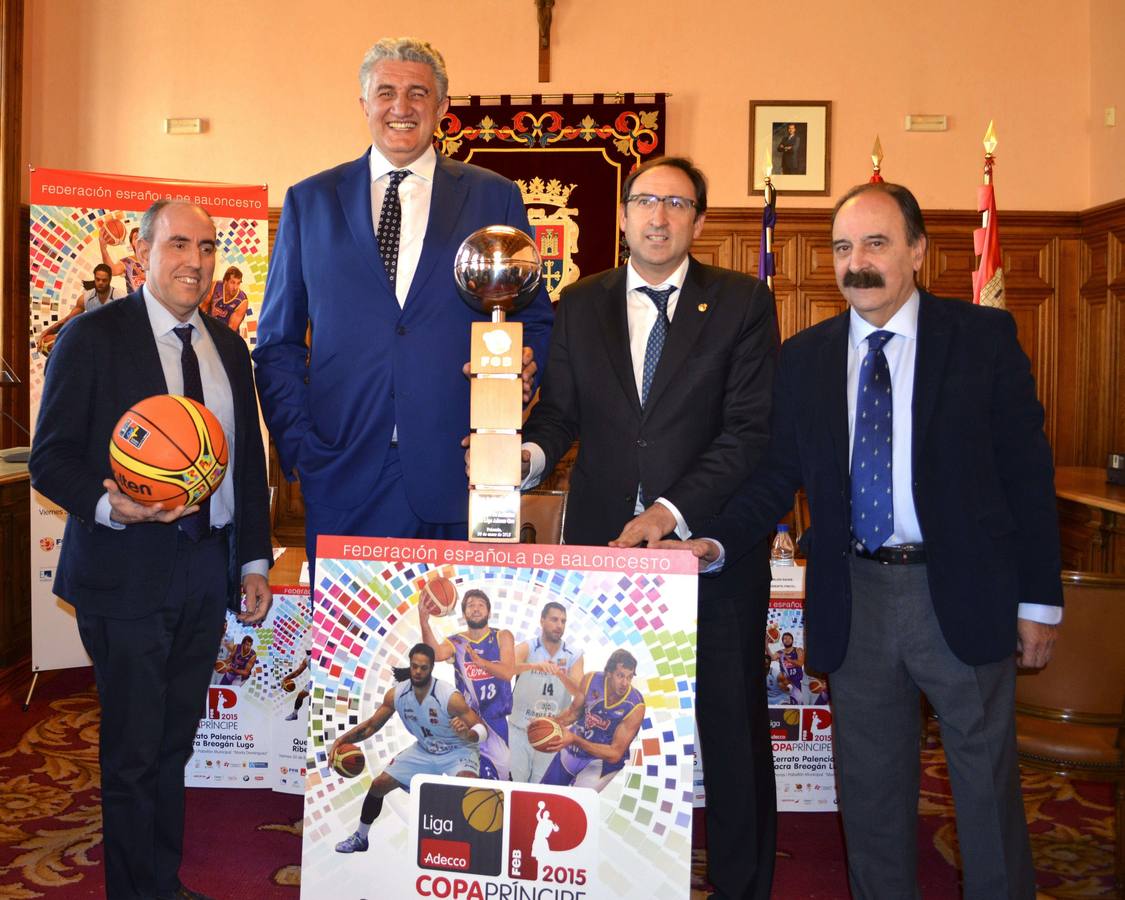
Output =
[
  {"x1": 527, "y1": 716, "x2": 563, "y2": 750},
  {"x1": 102, "y1": 218, "x2": 127, "y2": 245},
  {"x1": 332, "y1": 743, "x2": 366, "y2": 779},
  {"x1": 281, "y1": 679, "x2": 296, "y2": 693},
  {"x1": 109, "y1": 394, "x2": 228, "y2": 509},
  {"x1": 419, "y1": 576, "x2": 458, "y2": 617},
  {"x1": 461, "y1": 788, "x2": 504, "y2": 832}
]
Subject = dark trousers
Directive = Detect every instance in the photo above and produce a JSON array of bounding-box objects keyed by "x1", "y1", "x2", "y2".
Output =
[
  {"x1": 697, "y1": 545, "x2": 776, "y2": 900},
  {"x1": 831, "y1": 556, "x2": 1034, "y2": 900},
  {"x1": 304, "y1": 445, "x2": 465, "y2": 573},
  {"x1": 77, "y1": 529, "x2": 229, "y2": 900}
]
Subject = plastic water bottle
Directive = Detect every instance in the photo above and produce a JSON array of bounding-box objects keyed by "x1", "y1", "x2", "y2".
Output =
[{"x1": 770, "y1": 524, "x2": 795, "y2": 565}]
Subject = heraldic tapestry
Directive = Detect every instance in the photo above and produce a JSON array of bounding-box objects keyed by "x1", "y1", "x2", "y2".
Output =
[{"x1": 438, "y1": 94, "x2": 666, "y2": 302}]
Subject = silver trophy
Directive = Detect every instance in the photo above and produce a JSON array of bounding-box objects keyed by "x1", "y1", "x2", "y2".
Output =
[{"x1": 455, "y1": 226, "x2": 542, "y2": 542}]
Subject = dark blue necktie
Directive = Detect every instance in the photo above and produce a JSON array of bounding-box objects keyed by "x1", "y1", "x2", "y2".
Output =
[
  {"x1": 377, "y1": 169, "x2": 410, "y2": 289},
  {"x1": 850, "y1": 329, "x2": 894, "y2": 551},
  {"x1": 174, "y1": 324, "x2": 209, "y2": 541},
  {"x1": 638, "y1": 285, "x2": 674, "y2": 408}
]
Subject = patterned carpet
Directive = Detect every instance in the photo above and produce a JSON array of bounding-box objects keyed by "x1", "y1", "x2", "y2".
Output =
[{"x1": 0, "y1": 666, "x2": 1117, "y2": 898}]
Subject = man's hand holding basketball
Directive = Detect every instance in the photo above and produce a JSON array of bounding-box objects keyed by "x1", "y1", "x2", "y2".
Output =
[
  {"x1": 239, "y1": 574, "x2": 272, "y2": 625},
  {"x1": 104, "y1": 478, "x2": 199, "y2": 525}
]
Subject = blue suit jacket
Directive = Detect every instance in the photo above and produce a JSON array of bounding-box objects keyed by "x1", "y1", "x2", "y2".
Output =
[
  {"x1": 29, "y1": 292, "x2": 272, "y2": 617},
  {"x1": 253, "y1": 151, "x2": 553, "y2": 522},
  {"x1": 711, "y1": 291, "x2": 1062, "y2": 671}
]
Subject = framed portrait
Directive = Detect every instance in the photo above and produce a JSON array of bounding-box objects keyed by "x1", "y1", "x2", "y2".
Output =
[{"x1": 748, "y1": 100, "x2": 832, "y2": 196}]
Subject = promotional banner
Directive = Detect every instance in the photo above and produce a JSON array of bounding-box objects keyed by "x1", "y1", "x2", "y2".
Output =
[
  {"x1": 301, "y1": 537, "x2": 698, "y2": 900},
  {"x1": 439, "y1": 95, "x2": 666, "y2": 301},
  {"x1": 187, "y1": 585, "x2": 313, "y2": 792},
  {"x1": 766, "y1": 597, "x2": 836, "y2": 811},
  {"x1": 27, "y1": 168, "x2": 268, "y2": 672}
]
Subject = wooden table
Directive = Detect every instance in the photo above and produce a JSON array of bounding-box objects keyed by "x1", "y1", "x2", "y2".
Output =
[
  {"x1": 270, "y1": 546, "x2": 308, "y2": 587},
  {"x1": 1055, "y1": 466, "x2": 1125, "y2": 574}
]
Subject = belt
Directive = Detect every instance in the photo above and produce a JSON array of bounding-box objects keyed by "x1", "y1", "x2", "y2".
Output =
[{"x1": 851, "y1": 541, "x2": 926, "y2": 565}]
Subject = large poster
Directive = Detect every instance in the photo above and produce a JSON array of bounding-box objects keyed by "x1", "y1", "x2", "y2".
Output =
[
  {"x1": 439, "y1": 95, "x2": 666, "y2": 301},
  {"x1": 26, "y1": 168, "x2": 269, "y2": 672},
  {"x1": 301, "y1": 537, "x2": 698, "y2": 900},
  {"x1": 187, "y1": 585, "x2": 313, "y2": 793},
  {"x1": 766, "y1": 597, "x2": 836, "y2": 811}
]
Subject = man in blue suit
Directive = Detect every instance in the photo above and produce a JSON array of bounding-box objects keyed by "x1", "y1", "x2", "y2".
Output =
[
  {"x1": 634, "y1": 183, "x2": 1063, "y2": 899},
  {"x1": 254, "y1": 37, "x2": 553, "y2": 560}
]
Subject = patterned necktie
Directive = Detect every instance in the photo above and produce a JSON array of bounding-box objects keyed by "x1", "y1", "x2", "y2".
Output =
[
  {"x1": 638, "y1": 285, "x2": 675, "y2": 408},
  {"x1": 850, "y1": 329, "x2": 895, "y2": 551},
  {"x1": 174, "y1": 324, "x2": 209, "y2": 541},
  {"x1": 377, "y1": 169, "x2": 411, "y2": 290}
]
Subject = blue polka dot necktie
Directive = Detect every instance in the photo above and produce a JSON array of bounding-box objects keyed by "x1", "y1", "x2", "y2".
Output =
[
  {"x1": 174, "y1": 324, "x2": 209, "y2": 542},
  {"x1": 638, "y1": 285, "x2": 675, "y2": 408},
  {"x1": 850, "y1": 329, "x2": 894, "y2": 552},
  {"x1": 377, "y1": 169, "x2": 410, "y2": 289}
]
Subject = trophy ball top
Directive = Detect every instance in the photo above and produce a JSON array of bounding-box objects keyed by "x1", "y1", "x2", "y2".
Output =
[{"x1": 454, "y1": 225, "x2": 542, "y2": 315}]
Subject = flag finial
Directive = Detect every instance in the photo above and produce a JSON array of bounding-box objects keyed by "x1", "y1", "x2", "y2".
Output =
[
  {"x1": 869, "y1": 136, "x2": 885, "y2": 183},
  {"x1": 983, "y1": 120, "x2": 998, "y2": 157}
]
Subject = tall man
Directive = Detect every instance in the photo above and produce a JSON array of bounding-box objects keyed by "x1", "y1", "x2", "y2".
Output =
[
  {"x1": 419, "y1": 588, "x2": 514, "y2": 780},
  {"x1": 509, "y1": 601, "x2": 585, "y2": 782},
  {"x1": 253, "y1": 37, "x2": 552, "y2": 563},
  {"x1": 653, "y1": 183, "x2": 1062, "y2": 899},
  {"x1": 520, "y1": 157, "x2": 780, "y2": 899},
  {"x1": 29, "y1": 200, "x2": 273, "y2": 900}
]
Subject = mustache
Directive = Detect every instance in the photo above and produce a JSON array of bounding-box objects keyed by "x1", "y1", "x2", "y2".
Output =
[{"x1": 843, "y1": 269, "x2": 885, "y2": 289}]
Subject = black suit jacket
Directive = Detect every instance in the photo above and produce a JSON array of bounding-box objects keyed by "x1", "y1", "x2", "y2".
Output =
[
  {"x1": 29, "y1": 291, "x2": 272, "y2": 618},
  {"x1": 712, "y1": 291, "x2": 1063, "y2": 670},
  {"x1": 523, "y1": 257, "x2": 779, "y2": 567}
]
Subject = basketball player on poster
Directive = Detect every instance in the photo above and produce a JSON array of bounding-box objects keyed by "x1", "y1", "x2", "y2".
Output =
[
  {"x1": 419, "y1": 589, "x2": 514, "y2": 780},
  {"x1": 331, "y1": 644, "x2": 485, "y2": 854},
  {"x1": 509, "y1": 602, "x2": 585, "y2": 783},
  {"x1": 539, "y1": 649, "x2": 645, "y2": 792}
]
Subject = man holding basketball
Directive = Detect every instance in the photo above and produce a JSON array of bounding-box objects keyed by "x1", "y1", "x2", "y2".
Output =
[
  {"x1": 331, "y1": 643, "x2": 484, "y2": 854},
  {"x1": 253, "y1": 36, "x2": 552, "y2": 564},
  {"x1": 539, "y1": 649, "x2": 645, "y2": 792},
  {"x1": 509, "y1": 601, "x2": 584, "y2": 783},
  {"x1": 419, "y1": 588, "x2": 514, "y2": 780},
  {"x1": 30, "y1": 200, "x2": 272, "y2": 900}
]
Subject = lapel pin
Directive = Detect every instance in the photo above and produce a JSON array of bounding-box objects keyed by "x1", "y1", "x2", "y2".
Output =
[{"x1": 697, "y1": 303, "x2": 708, "y2": 313}]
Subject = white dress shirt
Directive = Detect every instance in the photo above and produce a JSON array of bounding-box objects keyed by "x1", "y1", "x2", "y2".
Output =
[
  {"x1": 368, "y1": 143, "x2": 436, "y2": 307},
  {"x1": 97, "y1": 288, "x2": 267, "y2": 579},
  {"x1": 523, "y1": 257, "x2": 692, "y2": 539}
]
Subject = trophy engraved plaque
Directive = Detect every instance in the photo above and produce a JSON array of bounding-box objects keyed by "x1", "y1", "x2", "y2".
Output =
[{"x1": 454, "y1": 225, "x2": 542, "y2": 542}]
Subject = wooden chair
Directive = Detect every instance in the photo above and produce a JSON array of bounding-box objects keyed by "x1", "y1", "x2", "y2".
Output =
[
  {"x1": 1014, "y1": 570, "x2": 1125, "y2": 889},
  {"x1": 519, "y1": 490, "x2": 568, "y2": 544}
]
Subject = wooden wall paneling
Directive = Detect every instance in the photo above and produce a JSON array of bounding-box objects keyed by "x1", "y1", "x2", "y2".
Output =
[
  {"x1": 688, "y1": 232, "x2": 732, "y2": 270},
  {"x1": 1108, "y1": 227, "x2": 1125, "y2": 458},
  {"x1": 1051, "y1": 236, "x2": 1082, "y2": 465}
]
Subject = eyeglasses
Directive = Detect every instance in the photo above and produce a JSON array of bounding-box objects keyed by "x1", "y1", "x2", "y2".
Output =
[{"x1": 625, "y1": 194, "x2": 698, "y2": 215}]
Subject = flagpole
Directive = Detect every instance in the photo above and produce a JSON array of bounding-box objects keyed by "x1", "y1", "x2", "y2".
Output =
[
  {"x1": 870, "y1": 136, "x2": 884, "y2": 183},
  {"x1": 763, "y1": 167, "x2": 775, "y2": 293}
]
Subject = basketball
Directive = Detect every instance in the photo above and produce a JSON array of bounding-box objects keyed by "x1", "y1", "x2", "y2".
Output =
[
  {"x1": 527, "y1": 716, "x2": 563, "y2": 750},
  {"x1": 102, "y1": 218, "x2": 127, "y2": 245},
  {"x1": 282, "y1": 679, "x2": 296, "y2": 693},
  {"x1": 461, "y1": 788, "x2": 504, "y2": 832},
  {"x1": 109, "y1": 394, "x2": 228, "y2": 509},
  {"x1": 419, "y1": 576, "x2": 458, "y2": 616},
  {"x1": 332, "y1": 743, "x2": 366, "y2": 779},
  {"x1": 214, "y1": 661, "x2": 227, "y2": 673}
]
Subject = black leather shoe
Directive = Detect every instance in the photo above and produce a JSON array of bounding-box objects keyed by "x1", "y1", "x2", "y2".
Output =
[{"x1": 157, "y1": 886, "x2": 218, "y2": 900}]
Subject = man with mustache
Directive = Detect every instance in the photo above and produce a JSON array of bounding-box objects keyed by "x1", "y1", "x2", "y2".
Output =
[
  {"x1": 254, "y1": 37, "x2": 552, "y2": 569},
  {"x1": 636, "y1": 182, "x2": 1063, "y2": 899}
]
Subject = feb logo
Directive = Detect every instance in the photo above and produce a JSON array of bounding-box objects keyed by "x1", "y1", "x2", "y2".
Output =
[
  {"x1": 802, "y1": 708, "x2": 832, "y2": 741},
  {"x1": 508, "y1": 789, "x2": 596, "y2": 884},
  {"x1": 39, "y1": 537, "x2": 55, "y2": 552},
  {"x1": 207, "y1": 686, "x2": 237, "y2": 720},
  {"x1": 416, "y1": 782, "x2": 503, "y2": 877}
]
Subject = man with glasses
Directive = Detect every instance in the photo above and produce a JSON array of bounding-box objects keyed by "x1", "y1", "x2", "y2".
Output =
[{"x1": 519, "y1": 156, "x2": 780, "y2": 899}]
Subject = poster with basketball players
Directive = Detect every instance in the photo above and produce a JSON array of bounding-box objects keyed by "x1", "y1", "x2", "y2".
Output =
[
  {"x1": 766, "y1": 597, "x2": 837, "y2": 811},
  {"x1": 300, "y1": 536, "x2": 699, "y2": 900},
  {"x1": 185, "y1": 585, "x2": 314, "y2": 792},
  {"x1": 27, "y1": 167, "x2": 269, "y2": 674}
]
